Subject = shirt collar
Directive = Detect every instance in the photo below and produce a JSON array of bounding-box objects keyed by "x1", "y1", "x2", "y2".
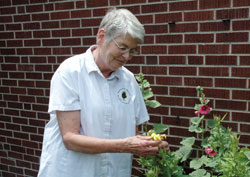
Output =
[{"x1": 85, "y1": 45, "x2": 122, "y2": 80}]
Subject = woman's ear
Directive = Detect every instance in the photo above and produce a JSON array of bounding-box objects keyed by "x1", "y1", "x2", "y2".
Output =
[{"x1": 96, "y1": 28, "x2": 105, "y2": 45}]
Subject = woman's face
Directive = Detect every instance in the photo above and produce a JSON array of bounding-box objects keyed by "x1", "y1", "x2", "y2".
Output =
[{"x1": 98, "y1": 33, "x2": 139, "y2": 75}]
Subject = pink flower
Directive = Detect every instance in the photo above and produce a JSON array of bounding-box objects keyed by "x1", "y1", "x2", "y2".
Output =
[
  {"x1": 195, "y1": 111, "x2": 199, "y2": 115},
  {"x1": 205, "y1": 147, "x2": 217, "y2": 156},
  {"x1": 199, "y1": 105, "x2": 210, "y2": 115}
]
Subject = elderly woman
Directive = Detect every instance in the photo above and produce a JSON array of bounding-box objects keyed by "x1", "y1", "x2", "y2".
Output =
[{"x1": 38, "y1": 8, "x2": 169, "y2": 177}]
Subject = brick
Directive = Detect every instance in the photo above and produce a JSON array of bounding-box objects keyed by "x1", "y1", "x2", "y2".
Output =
[
  {"x1": 14, "y1": 15, "x2": 31, "y2": 22},
  {"x1": 16, "y1": 160, "x2": 31, "y2": 168},
  {"x1": 26, "y1": 4, "x2": 43, "y2": 13},
  {"x1": 42, "y1": 21, "x2": 60, "y2": 29},
  {"x1": 52, "y1": 29, "x2": 70, "y2": 37},
  {"x1": 1, "y1": 48, "x2": 16, "y2": 55},
  {"x1": 163, "y1": 115, "x2": 189, "y2": 127},
  {"x1": 11, "y1": 87, "x2": 26, "y2": 95},
  {"x1": 16, "y1": 31, "x2": 32, "y2": 39},
  {"x1": 215, "y1": 78, "x2": 246, "y2": 88},
  {"x1": 199, "y1": 67, "x2": 229, "y2": 76},
  {"x1": 24, "y1": 40, "x2": 41, "y2": 47},
  {"x1": 240, "y1": 56, "x2": 250, "y2": 65},
  {"x1": 170, "y1": 0, "x2": 197, "y2": 11},
  {"x1": 61, "y1": 20, "x2": 80, "y2": 28},
  {"x1": 33, "y1": 31, "x2": 50, "y2": 38},
  {"x1": 232, "y1": 67, "x2": 250, "y2": 77},
  {"x1": 199, "y1": 44, "x2": 229, "y2": 54},
  {"x1": 156, "y1": 76, "x2": 182, "y2": 85},
  {"x1": 200, "y1": 0, "x2": 230, "y2": 9},
  {"x1": 17, "y1": 48, "x2": 33, "y2": 55},
  {"x1": 53, "y1": 48, "x2": 71, "y2": 55},
  {"x1": 0, "y1": 0, "x2": 11, "y2": 6},
  {"x1": 148, "y1": 106, "x2": 169, "y2": 115},
  {"x1": 155, "y1": 12, "x2": 182, "y2": 23},
  {"x1": 18, "y1": 65, "x2": 34, "y2": 71},
  {"x1": 216, "y1": 32, "x2": 248, "y2": 42},
  {"x1": 23, "y1": 22, "x2": 40, "y2": 30},
  {"x1": 55, "y1": 1, "x2": 74, "y2": 10},
  {"x1": 233, "y1": 0, "x2": 250, "y2": 7},
  {"x1": 168, "y1": 45, "x2": 196, "y2": 54},
  {"x1": 142, "y1": 66, "x2": 167, "y2": 75},
  {"x1": 36, "y1": 81, "x2": 50, "y2": 88},
  {"x1": 200, "y1": 21, "x2": 230, "y2": 31},
  {"x1": 5, "y1": 109, "x2": 19, "y2": 116},
  {"x1": 184, "y1": 11, "x2": 213, "y2": 21},
  {"x1": 62, "y1": 38, "x2": 81, "y2": 46},
  {"x1": 170, "y1": 87, "x2": 197, "y2": 97},
  {"x1": 0, "y1": 7, "x2": 16, "y2": 15},
  {"x1": 42, "y1": 39, "x2": 60, "y2": 46},
  {"x1": 241, "y1": 124, "x2": 250, "y2": 133},
  {"x1": 169, "y1": 66, "x2": 196, "y2": 76},
  {"x1": 170, "y1": 23, "x2": 198, "y2": 33},
  {"x1": 0, "y1": 15, "x2": 12, "y2": 23},
  {"x1": 142, "y1": 3, "x2": 168, "y2": 13},
  {"x1": 216, "y1": 8, "x2": 249, "y2": 19},
  {"x1": 51, "y1": 11, "x2": 70, "y2": 20},
  {"x1": 232, "y1": 112, "x2": 250, "y2": 122},
  {"x1": 82, "y1": 37, "x2": 96, "y2": 45},
  {"x1": 87, "y1": 0, "x2": 108, "y2": 7},
  {"x1": 71, "y1": 9, "x2": 91, "y2": 18},
  {"x1": 216, "y1": 100, "x2": 246, "y2": 110},
  {"x1": 2, "y1": 79, "x2": 17, "y2": 86},
  {"x1": 170, "y1": 107, "x2": 195, "y2": 117},
  {"x1": 32, "y1": 13, "x2": 50, "y2": 21},
  {"x1": 6, "y1": 24, "x2": 22, "y2": 31},
  {"x1": 26, "y1": 73, "x2": 42, "y2": 79},
  {"x1": 156, "y1": 34, "x2": 182, "y2": 43},
  {"x1": 185, "y1": 34, "x2": 214, "y2": 43},
  {"x1": 0, "y1": 32, "x2": 14, "y2": 39},
  {"x1": 12, "y1": 0, "x2": 29, "y2": 5},
  {"x1": 18, "y1": 6, "x2": 25, "y2": 14},
  {"x1": 76, "y1": 1, "x2": 85, "y2": 8},
  {"x1": 9, "y1": 72, "x2": 25, "y2": 79},
  {"x1": 233, "y1": 20, "x2": 250, "y2": 31},
  {"x1": 6, "y1": 123, "x2": 21, "y2": 131},
  {"x1": 233, "y1": 90, "x2": 250, "y2": 100},
  {"x1": 232, "y1": 44, "x2": 250, "y2": 54},
  {"x1": 184, "y1": 77, "x2": 213, "y2": 87},
  {"x1": 159, "y1": 56, "x2": 185, "y2": 65},
  {"x1": 72, "y1": 28, "x2": 92, "y2": 37},
  {"x1": 44, "y1": 3, "x2": 54, "y2": 11},
  {"x1": 152, "y1": 85, "x2": 169, "y2": 95},
  {"x1": 35, "y1": 65, "x2": 52, "y2": 72},
  {"x1": 188, "y1": 56, "x2": 203, "y2": 65},
  {"x1": 7, "y1": 40, "x2": 23, "y2": 47},
  {"x1": 205, "y1": 56, "x2": 237, "y2": 65},
  {"x1": 136, "y1": 15, "x2": 153, "y2": 24},
  {"x1": 144, "y1": 25, "x2": 168, "y2": 34},
  {"x1": 141, "y1": 45, "x2": 167, "y2": 54},
  {"x1": 19, "y1": 96, "x2": 35, "y2": 103},
  {"x1": 93, "y1": 8, "x2": 108, "y2": 17},
  {"x1": 158, "y1": 96, "x2": 183, "y2": 106}
]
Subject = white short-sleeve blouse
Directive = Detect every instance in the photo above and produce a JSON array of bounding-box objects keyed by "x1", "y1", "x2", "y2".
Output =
[{"x1": 38, "y1": 46, "x2": 149, "y2": 177}]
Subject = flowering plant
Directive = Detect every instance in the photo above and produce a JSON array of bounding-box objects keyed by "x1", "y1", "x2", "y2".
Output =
[{"x1": 135, "y1": 76, "x2": 250, "y2": 177}]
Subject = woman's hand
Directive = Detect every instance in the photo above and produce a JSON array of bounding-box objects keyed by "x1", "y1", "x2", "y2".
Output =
[{"x1": 122, "y1": 135, "x2": 169, "y2": 156}]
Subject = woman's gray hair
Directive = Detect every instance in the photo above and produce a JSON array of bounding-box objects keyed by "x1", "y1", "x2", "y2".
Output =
[{"x1": 99, "y1": 8, "x2": 145, "y2": 44}]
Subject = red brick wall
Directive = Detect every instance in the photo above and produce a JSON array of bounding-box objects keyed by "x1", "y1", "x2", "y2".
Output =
[{"x1": 0, "y1": 0, "x2": 250, "y2": 176}]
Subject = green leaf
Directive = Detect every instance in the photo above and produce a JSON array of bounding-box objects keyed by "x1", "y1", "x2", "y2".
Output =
[
  {"x1": 152, "y1": 123, "x2": 168, "y2": 134},
  {"x1": 243, "y1": 151, "x2": 250, "y2": 161},
  {"x1": 190, "y1": 117, "x2": 200, "y2": 125},
  {"x1": 143, "y1": 89, "x2": 154, "y2": 100},
  {"x1": 207, "y1": 119, "x2": 216, "y2": 129},
  {"x1": 189, "y1": 169, "x2": 210, "y2": 177},
  {"x1": 180, "y1": 137, "x2": 195, "y2": 146},
  {"x1": 175, "y1": 146, "x2": 193, "y2": 162},
  {"x1": 145, "y1": 100, "x2": 161, "y2": 108},
  {"x1": 190, "y1": 158, "x2": 203, "y2": 169}
]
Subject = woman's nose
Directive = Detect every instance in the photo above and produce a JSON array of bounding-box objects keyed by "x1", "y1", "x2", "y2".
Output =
[{"x1": 122, "y1": 52, "x2": 132, "y2": 60}]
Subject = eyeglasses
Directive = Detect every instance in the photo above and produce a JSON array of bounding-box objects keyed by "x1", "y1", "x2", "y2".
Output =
[{"x1": 112, "y1": 39, "x2": 139, "y2": 56}]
